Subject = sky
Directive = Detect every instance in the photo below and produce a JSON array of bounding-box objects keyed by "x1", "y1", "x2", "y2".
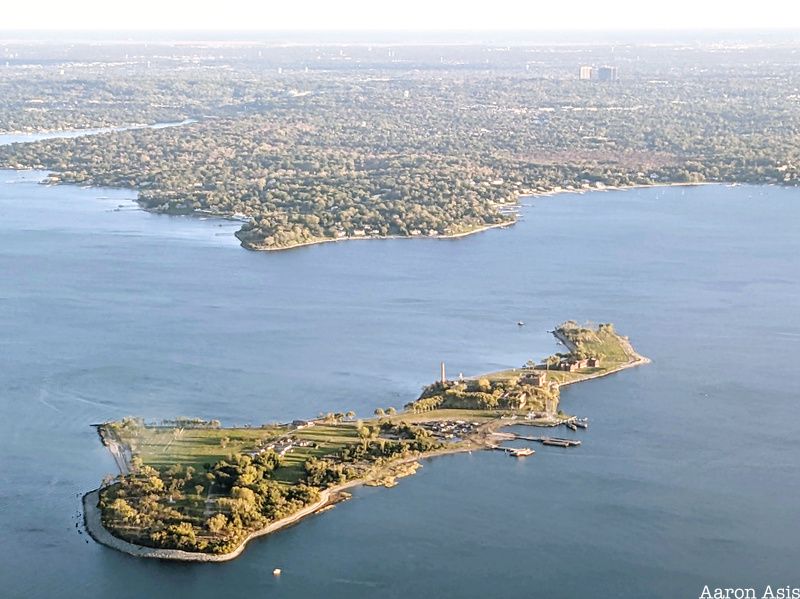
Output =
[{"x1": 1, "y1": 0, "x2": 799, "y2": 31}]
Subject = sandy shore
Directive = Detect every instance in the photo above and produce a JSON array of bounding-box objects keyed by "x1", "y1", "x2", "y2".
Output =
[
  {"x1": 94, "y1": 426, "x2": 132, "y2": 475},
  {"x1": 524, "y1": 181, "x2": 713, "y2": 201}
]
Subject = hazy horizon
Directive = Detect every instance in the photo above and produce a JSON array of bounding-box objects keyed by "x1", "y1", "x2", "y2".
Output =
[
  {"x1": 1, "y1": 0, "x2": 799, "y2": 32},
  {"x1": 2, "y1": 28, "x2": 799, "y2": 47}
]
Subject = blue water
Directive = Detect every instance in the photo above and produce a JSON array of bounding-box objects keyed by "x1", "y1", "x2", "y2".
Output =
[
  {"x1": 0, "y1": 120, "x2": 195, "y2": 145},
  {"x1": 1, "y1": 169, "x2": 798, "y2": 598}
]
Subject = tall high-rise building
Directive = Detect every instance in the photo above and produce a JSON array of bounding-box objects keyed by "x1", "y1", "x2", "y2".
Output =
[
  {"x1": 597, "y1": 66, "x2": 619, "y2": 81},
  {"x1": 578, "y1": 65, "x2": 593, "y2": 80}
]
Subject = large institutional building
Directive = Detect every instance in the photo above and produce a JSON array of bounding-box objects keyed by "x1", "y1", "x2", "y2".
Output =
[{"x1": 597, "y1": 66, "x2": 619, "y2": 81}]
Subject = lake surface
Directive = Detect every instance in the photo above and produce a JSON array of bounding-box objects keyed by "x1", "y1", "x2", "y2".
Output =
[{"x1": 1, "y1": 168, "x2": 799, "y2": 598}]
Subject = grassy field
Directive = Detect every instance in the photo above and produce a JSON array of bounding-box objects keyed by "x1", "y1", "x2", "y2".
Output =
[
  {"x1": 112, "y1": 421, "x2": 369, "y2": 484},
  {"x1": 478, "y1": 324, "x2": 637, "y2": 390},
  {"x1": 276, "y1": 423, "x2": 361, "y2": 483},
  {"x1": 558, "y1": 323, "x2": 633, "y2": 363},
  {"x1": 292, "y1": 423, "x2": 361, "y2": 443},
  {"x1": 484, "y1": 366, "x2": 602, "y2": 385},
  {"x1": 396, "y1": 408, "x2": 504, "y2": 423},
  {"x1": 116, "y1": 426, "x2": 287, "y2": 470}
]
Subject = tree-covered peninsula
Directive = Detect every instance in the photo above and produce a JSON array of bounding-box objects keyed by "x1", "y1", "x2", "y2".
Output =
[{"x1": 2, "y1": 40, "x2": 800, "y2": 250}]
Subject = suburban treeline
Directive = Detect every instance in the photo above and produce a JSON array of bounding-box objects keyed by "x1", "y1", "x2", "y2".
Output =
[{"x1": 3, "y1": 41, "x2": 800, "y2": 249}]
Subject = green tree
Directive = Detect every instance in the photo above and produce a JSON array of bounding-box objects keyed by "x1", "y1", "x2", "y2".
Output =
[{"x1": 206, "y1": 513, "x2": 227, "y2": 534}]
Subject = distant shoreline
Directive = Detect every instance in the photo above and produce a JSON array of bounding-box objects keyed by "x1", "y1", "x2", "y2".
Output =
[
  {"x1": 240, "y1": 219, "x2": 516, "y2": 252},
  {"x1": 242, "y1": 181, "x2": 713, "y2": 252},
  {"x1": 0, "y1": 155, "x2": 718, "y2": 256},
  {"x1": 523, "y1": 180, "x2": 713, "y2": 201}
]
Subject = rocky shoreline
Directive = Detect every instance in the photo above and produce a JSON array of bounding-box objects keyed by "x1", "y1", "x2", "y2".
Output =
[
  {"x1": 83, "y1": 443, "x2": 479, "y2": 562},
  {"x1": 82, "y1": 487, "x2": 336, "y2": 562}
]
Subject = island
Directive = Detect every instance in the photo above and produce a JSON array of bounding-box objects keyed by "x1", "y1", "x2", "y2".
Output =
[{"x1": 83, "y1": 321, "x2": 649, "y2": 561}]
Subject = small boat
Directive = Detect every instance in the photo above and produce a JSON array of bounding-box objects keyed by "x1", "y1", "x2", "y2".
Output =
[
  {"x1": 509, "y1": 447, "x2": 535, "y2": 457},
  {"x1": 517, "y1": 321, "x2": 525, "y2": 327},
  {"x1": 273, "y1": 568, "x2": 282, "y2": 576},
  {"x1": 566, "y1": 422, "x2": 578, "y2": 431}
]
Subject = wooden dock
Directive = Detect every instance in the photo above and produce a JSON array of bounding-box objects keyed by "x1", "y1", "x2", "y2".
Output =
[
  {"x1": 513, "y1": 434, "x2": 581, "y2": 448},
  {"x1": 490, "y1": 431, "x2": 581, "y2": 448}
]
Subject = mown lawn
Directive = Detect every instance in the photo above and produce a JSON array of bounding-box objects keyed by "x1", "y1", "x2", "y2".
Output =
[
  {"x1": 293, "y1": 423, "x2": 360, "y2": 443},
  {"x1": 118, "y1": 426, "x2": 287, "y2": 470},
  {"x1": 397, "y1": 408, "x2": 503, "y2": 423},
  {"x1": 112, "y1": 421, "x2": 368, "y2": 483},
  {"x1": 559, "y1": 325, "x2": 632, "y2": 363},
  {"x1": 580, "y1": 330, "x2": 631, "y2": 362},
  {"x1": 273, "y1": 423, "x2": 361, "y2": 483}
]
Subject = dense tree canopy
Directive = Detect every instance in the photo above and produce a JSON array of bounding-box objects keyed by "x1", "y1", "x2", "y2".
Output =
[{"x1": 2, "y1": 40, "x2": 798, "y2": 249}]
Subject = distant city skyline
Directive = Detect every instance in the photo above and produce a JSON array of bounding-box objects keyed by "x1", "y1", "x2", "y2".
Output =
[{"x1": 2, "y1": 0, "x2": 799, "y2": 32}]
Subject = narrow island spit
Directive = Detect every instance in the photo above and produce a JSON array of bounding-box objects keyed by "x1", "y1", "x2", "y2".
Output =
[{"x1": 83, "y1": 321, "x2": 649, "y2": 561}]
